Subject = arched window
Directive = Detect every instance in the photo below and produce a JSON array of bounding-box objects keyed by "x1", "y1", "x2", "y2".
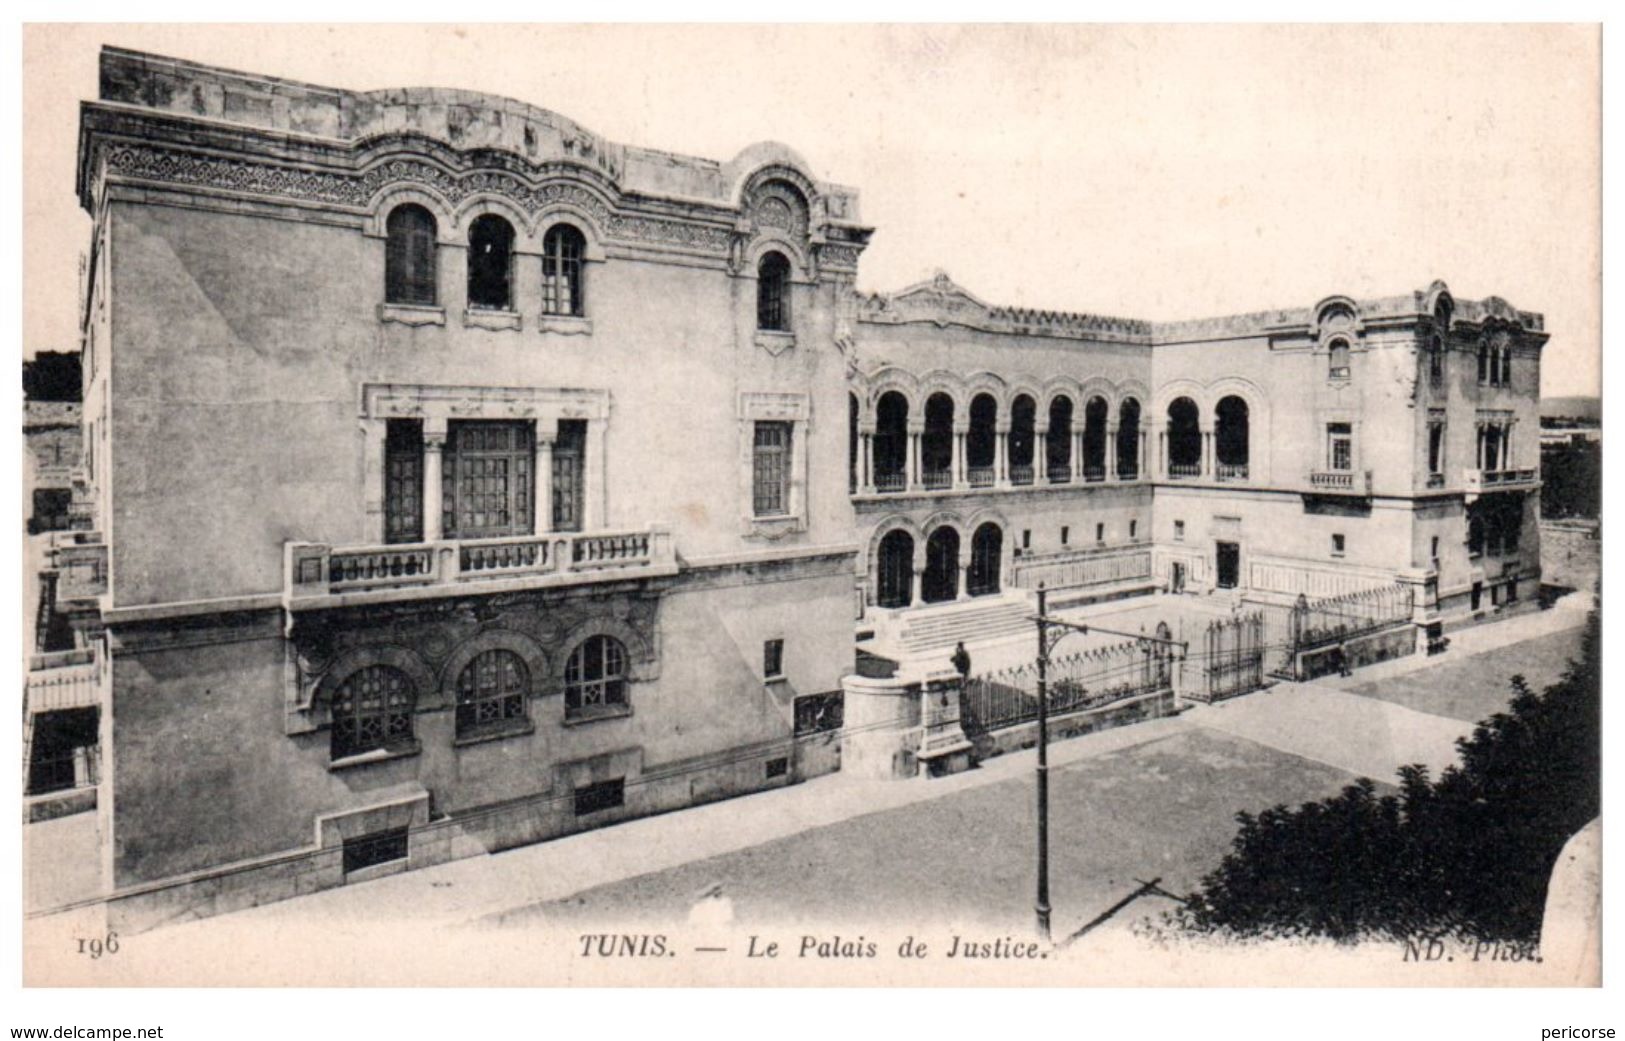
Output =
[
  {"x1": 966, "y1": 394, "x2": 998, "y2": 487},
  {"x1": 385, "y1": 204, "x2": 438, "y2": 305},
  {"x1": 922, "y1": 393, "x2": 955, "y2": 489},
  {"x1": 873, "y1": 391, "x2": 910, "y2": 493},
  {"x1": 1116, "y1": 398, "x2": 1142, "y2": 480},
  {"x1": 1478, "y1": 341, "x2": 1490, "y2": 383},
  {"x1": 565, "y1": 635, "x2": 629, "y2": 719},
  {"x1": 1328, "y1": 338, "x2": 1352, "y2": 379},
  {"x1": 455, "y1": 648, "x2": 529, "y2": 737},
  {"x1": 331, "y1": 664, "x2": 416, "y2": 761},
  {"x1": 968, "y1": 523, "x2": 1003, "y2": 597},
  {"x1": 757, "y1": 252, "x2": 791, "y2": 331},
  {"x1": 1009, "y1": 395, "x2": 1037, "y2": 485},
  {"x1": 1047, "y1": 397, "x2": 1074, "y2": 483},
  {"x1": 1166, "y1": 397, "x2": 1202, "y2": 477},
  {"x1": 468, "y1": 214, "x2": 515, "y2": 310},
  {"x1": 876, "y1": 529, "x2": 915, "y2": 608},
  {"x1": 1428, "y1": 334, "x2": 1444, "y2": 385},
  {"x1": 1082, "y1": 396, "x2": 1109, "y2": 481},
  {"x1": 1500, "y1": 343, "x2": 1513, "y2": 386},
  {"x1": 1214, "y1": 395, "x2": 1250, "y2": 480},
  {"x1": 542, "y1": 223, "x2": 586, "y2": 316}
]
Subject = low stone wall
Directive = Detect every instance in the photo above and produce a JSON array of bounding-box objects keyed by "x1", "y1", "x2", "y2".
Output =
[
  {"x1": 1297, "y1": 624, "x2": 1417, "y2": 680},
  {"x1": 969, "y1": 688, "x2": 1175, "y2": 761},
  {"x1": 106, "y1": 738, "x2": 799, "y2": 934},
  {"x1": 24, "y1": 786, "x2": 97, "y2": 824}
]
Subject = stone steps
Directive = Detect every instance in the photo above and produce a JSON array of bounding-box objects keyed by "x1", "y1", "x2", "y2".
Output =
[{"x1": 894, "y1": 597, "x2": 1035, "y2": 654}]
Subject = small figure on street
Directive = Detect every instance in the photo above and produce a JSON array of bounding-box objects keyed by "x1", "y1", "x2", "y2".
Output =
[
  {"x1": 1334, "y1": 643, "x2": 1352, "y2": 678},
  {"x1": 951, "y1": 641, "x2": 971, "y2": 678}
]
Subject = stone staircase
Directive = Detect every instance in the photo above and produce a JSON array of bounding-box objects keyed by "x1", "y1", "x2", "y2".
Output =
[{"x1": 891, "y1": 595, "x2": 1035, "y2": 656}]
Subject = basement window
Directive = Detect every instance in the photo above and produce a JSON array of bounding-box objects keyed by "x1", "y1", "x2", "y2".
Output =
[
  {"x1": 342, "y1": 827, "x2": 408, "y2": 875},
  {"x1": 575, "y1": 778, "x2": 625, "y2": 817}
]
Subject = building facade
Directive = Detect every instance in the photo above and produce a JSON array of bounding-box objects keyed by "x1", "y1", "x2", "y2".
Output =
[{"x1": 37, "y1": 47, "x2": 1546, "y2": 926}]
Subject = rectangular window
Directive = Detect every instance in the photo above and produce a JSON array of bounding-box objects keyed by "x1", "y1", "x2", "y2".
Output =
[
  {"x1": 384, "y1": 419, "x2": 424, "y2": 544},
  {"x1": 1022, "y1": 529, "x2": 1031, "y2": 550},
  {"x1": 1130, "y1": 519, "x2": 1138, "y2": 540},
  {"x1": 1431, "y1": 536, "x2": 1440, "y2": 564},
  {"x1": 1095, "y1": 522, "x2": 1105, "y2": 545},
  {"x1": 444, "y1": 421, "x2": 532, "y2": 539},
  {"x1": 1428, "y1": 423, "x2": 1445, "y2": 475},
  {"x1": 1061, "y1": 525, "x2": 1070, "y2": 546},
  {"x1": 574, "y1": 778, "x2": 625, "y2": 817},
  {"x1": 1332, "y1": 533, "x2": 1346, "y2": 557},
  {"x1": 765, "y1": 757, "x2": 789, "y2": 779},
  {"x1": 752, "y1": 422, "x2": 792, "y2": 517},
  {"x1": 1174, "y1": 520, "x2": 1185, "y2": 541},
  {"x1": 794, "y1": 692, "x2": 844, "y2": 735},
  {"x1": 1471, "y1": 581, "x2": 1483, "y2": 611},
  {"x1": 342, "y1": 827, "x2": 409, "y2": 875},
  {"x1": 763, "y1": 638, "x2": 784, "y2": 679},
  {"x1": 1506, "y1": 580, "x2": 1519, "y2": 603},
  {"x1": 1329, "y1": 341, "x2": 1351, "y2": 379},
  {"x1": 1327, "y1": 423, "x2": 1353, "y2": 472},
  {"x1": 552, "y1": 420, "x2": 587, "y2": 533}
]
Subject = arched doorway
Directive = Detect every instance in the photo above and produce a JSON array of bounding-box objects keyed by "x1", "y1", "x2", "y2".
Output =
[
  {"x1": 1117, "y1": 398, "x2": 1142, "y2": 479},
  {"x1": 874, "y1": 391, "x2": 910, "y2": 492},
  {"x1": 922, "y1": 527, "x2": 961, "y2": 603},
  {"x1": 1046, "y1": 396, "x2": 1074, "y2": 483},
  {"x1": 967, "y1": 393, "x2": 998, "y2": 487},
  {"x1": 1083, "y1": 395, "x2": 1109, "y2": 481},
  {"x1": 876, "y1": 529, "x2": 915, "y2": 608},
  {"x1": 968, "y1": 523, "x2": 1003, "y2": 597},
  {"x1": 1166, "y1": 397, "x2": 1202, "y2": 478},
  {"x1": 922, "y1": 393, "x2": 955, "y2": 489},
  {"x1": 1215, "y1": 395, "x2": 1250, "y2": 481},
  {"x1": 1009, "y1": 395, "x2": 1037, "y2": 485}
]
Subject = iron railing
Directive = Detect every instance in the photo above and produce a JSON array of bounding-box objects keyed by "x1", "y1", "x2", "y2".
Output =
[{"x1": 962, "y1": 638, "x2": 1172, "y2": 735}]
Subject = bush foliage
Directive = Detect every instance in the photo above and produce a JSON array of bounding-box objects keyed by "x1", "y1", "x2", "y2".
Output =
[{"x1": 1178, "y1": 608, "x2": 1600, "y2": 944}]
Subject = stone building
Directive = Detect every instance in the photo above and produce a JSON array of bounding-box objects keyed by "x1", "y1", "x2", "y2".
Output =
[{"x1": 37, "y1": 47, "x2": 1546, "y2": 926}]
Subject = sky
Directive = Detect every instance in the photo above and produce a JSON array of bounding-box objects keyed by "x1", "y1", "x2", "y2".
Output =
[{"x1": 21, "y1": 23, "x2": 1602, "y2": 396}]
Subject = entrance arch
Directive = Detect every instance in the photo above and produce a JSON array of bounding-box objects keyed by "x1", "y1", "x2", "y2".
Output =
[
  {"x1": 876, "y1": 529, "x2": 916, "y2": 608},
  {"x1": 968, "y1": 522, "x2": 1003, "y2": 597},
  {"x1": 922, "y1": 527, "x2": 961, "y2": 603}
]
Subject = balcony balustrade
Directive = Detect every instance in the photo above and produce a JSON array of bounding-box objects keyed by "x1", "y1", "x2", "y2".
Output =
[
  {"x1": 1463, "y1": 467, "x2": 1538, "y2": 494},
  {"x1": 1083, "y1": 465, "x2": 1107, "y2": 483},
  {"x1": 1008, "y1": 465, "x2": 1035, "y2": 486},
  {"x1": 1215, "y1": 462, "x2": 1249, "y2": 482},
  {"x1": 922, "y1": 469, "x2": 953, "y2": 490},
  {"x1": 1307, "y1": 469, "x2": 1372, "y2": 496},
  {"x1": 967, "y1": 466, "x2": 995, "y2": 488},
  {"x1": 286, "y1": 525, "x2": 676, "y2": 604},
  {"x1": 1117, "y1": 465, "x2": 1139, "y2": 481},
  {"x1": 1167, "y1": 462, "x2": 1201, "y2": 480},
  {"x1": 1047, "y1": 466, "x2": 1073, "y2": 485},
  {"x1": 874, "y1": 472, "x2": 908, "y2": 494},
  {"x1": 25, "y1": 647, "x2": 103, "y2": 713}
]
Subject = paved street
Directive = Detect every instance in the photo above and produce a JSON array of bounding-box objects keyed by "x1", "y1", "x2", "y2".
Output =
[{"x1": 23, "y1": 595, "x2": 1591, "y2": 985}]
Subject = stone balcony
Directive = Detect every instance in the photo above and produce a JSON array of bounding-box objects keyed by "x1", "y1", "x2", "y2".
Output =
[
  {"x1": 25, "y1": 647, "x2": 104, "y2": 714},
  {"x1": 51, "y1": 536, "x2": 109, "y2": 603},
  {"x1": 283, "y1": 526, "x2": 677, "y2": 608},
  {"x1": 1463, "y1": 467, "x2": 1539, "y2": 496},
  {"x1": 1307, "y1": 469, "x2": 1372, "y2": 496}
]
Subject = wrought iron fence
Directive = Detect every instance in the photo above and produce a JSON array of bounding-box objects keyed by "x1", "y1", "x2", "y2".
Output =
[
  {"x1": 1191, "y1": 611, "x2": 1264, "y2": 702},
  {"x1": 961, "y1": 637, "x2": 1172, "y2": 735},
  {"x1": 1288, "y1": 583, "x2": 1413, "y2": 652}
]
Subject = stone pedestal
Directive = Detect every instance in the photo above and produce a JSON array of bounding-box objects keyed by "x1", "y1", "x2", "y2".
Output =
[{"x1": 840, "y1": 667, "x2": 973, "y2": 779}]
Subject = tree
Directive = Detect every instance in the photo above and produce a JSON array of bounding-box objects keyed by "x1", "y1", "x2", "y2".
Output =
[{"x1": 1177, "y1": 607, "x2": 1600, "y2": 945}]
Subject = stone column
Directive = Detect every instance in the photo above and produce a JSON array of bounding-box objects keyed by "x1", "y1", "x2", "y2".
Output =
[
  {"x1": 1158, "y1": 428, "x2": 1167, "y2": 478},
  {"x1": 534, "y1": 435, "x2": 554, "y2": 534},
  {"x1": 907, "y1": 425, "x2": 924, "y2": 491},
  {"x1": 860, "y1": 431, "x2": 875, "y2": 494},
  {"x1": 1106, "y1": 425, "x2": 1119, "y2": 479},
  {"x1": 957, "y1": 551, "x2": 972, "y2": 601},
  {"x1": 1140, "y1": 424, "x2": 1150, "y2": 478},
  {"x1": 995, "y1": 429, "x2": 1010, "y2": 487},
  {"x1": 952, "y1": 428, "x2": 969, "y2": 490},
  {"x1": 1201, "y1": 428, "x2": 1215, "y2": 479},
  {"x1": 1475, "y1": 423, "x2": 1485, "y2": 469},
  {"x1": 422, "y1": 421, "x2": 447, "y2": 542},
  {"x1": 910, "y1": 564, "x2": 925, "y2": 608},
  {"x1": 1035, "y1": 423, "x2": 1049, "y2": 483}
]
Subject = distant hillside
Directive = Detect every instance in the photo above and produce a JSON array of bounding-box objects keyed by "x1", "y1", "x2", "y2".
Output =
[{"x1": 1541, "y1": 396, "x2": 1601, "y2": 422}]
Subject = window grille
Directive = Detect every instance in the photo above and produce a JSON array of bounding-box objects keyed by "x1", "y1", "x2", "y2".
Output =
[
  {"x1": 455, "y1": 649, "x2": 529, "y2": 736},
  {"x1": 331, "y1": 665, "x2": 415, "y2": 760},
  {"x1": 752, "y1": 421, "x2": 791, "y2": 516},
  {"x1": 385, "y1": 205, "x2": 437, "y2": 306},
  {"x1": 575, "y1": 778, "x2": 625, "y2": 816},
  {"x1": 542, "y1": 224, "x2": 586, "y2": 316},
  {"x1": 565, "y1": 635, "x2": 629, "y2": 718},
  {"x1": 757, "y1": 252, "x2": 791, "y2": 331}
]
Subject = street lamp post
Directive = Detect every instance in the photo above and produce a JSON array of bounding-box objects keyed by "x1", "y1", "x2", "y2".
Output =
[{"x1": 1035, "y1": 583, "x2": 1052, "y2": 942}]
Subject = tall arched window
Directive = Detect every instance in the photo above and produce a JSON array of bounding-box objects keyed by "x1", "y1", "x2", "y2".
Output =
[
  {"x1": 468, "y1": 214, "x2": 516, "y2": 310},
  {"x1": 1429, "y1": 334, "x2": 1444, "y2": 385},
  {"x1": 330, "y1": 664, "x2": 416, "y2": 760},
  {"x1": 455, "y1": 648, "x2": 529, "y2": 737},
  {"x1": 757, "y1": 251, "x2": 791, "y2": 331},
  {"x1": 386, "y1": 204, "x2": 438, "y2": 305},
  {"x1": 565, "y1": 635, "x2": 629, "y2": 720},
  {"x1": 1166, "y1": 397, "x2": 1202, "y2": 477},
  {"x1": 1214, "y1": 395, "x2": 1250, "y2": 481},
  {"x1": 1009, "y1": 395, "x2": 1037, "y2": 485},
  {"x1": 542, "y1": 223, "x2": 586, "y2": 316}
]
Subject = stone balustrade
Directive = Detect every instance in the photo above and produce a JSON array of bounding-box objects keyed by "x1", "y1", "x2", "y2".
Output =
[
  {"x1": 1463, "y1": 467, "x2": 1539, "y2": 493},
  {"x1": 26, "y1": 647, "x2": 104, "y2": 713},
  {"x1": 285, "y1": 526, "x2": 675, "y2": 602}
]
